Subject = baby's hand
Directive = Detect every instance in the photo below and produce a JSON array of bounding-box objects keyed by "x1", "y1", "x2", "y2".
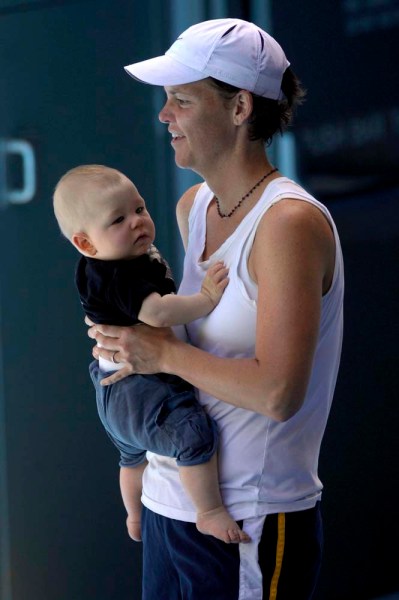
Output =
[{"x1": 201, "y1": 261, "x2": 229, "y2": 308}]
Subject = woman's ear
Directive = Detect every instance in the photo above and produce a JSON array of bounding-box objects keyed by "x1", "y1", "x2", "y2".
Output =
[
  {"x1": 71, "y1": 232, "x2": 97, "y2": 256},
  {"x1": 233, "y1": 90, "x2": 253, "y2": 126}
]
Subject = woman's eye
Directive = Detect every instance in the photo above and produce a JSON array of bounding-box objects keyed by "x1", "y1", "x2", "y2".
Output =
[
  {"x1": 112, "y1": 216, "x2": 125, "y2": 225},
  {"x1": 177, "y1": 98, "x2": 189, "y2": 106}
]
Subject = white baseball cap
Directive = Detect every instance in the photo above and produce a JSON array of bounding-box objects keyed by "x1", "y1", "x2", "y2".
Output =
[{"x1": 124, "y1": 18, "x2": 290, "y2": 101}]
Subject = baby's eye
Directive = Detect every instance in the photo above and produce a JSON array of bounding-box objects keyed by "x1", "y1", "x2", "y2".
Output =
[
  {"x1": 136, "y1": 206, "x2": 144, "y2": 214},
  {"x1": 112, "y1": 215, "x2": 125, "y2": 225}
]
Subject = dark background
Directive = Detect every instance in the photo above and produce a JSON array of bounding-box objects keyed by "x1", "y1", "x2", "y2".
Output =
[
  {"x1": 272, "y1": 0, "x2": 399, "y2": 197},
  {"x1": 0, "y1": 1, "x2": 398, "y2": 599}
]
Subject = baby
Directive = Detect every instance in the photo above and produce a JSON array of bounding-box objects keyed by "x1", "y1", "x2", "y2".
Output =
[{"x1": 53, "y1": 164, "x2": 249, "y2": 544}]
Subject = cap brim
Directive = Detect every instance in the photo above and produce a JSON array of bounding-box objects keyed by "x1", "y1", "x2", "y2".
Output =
[{"x1": 124, "y1": 54, "x2": 207, "y2": 86}]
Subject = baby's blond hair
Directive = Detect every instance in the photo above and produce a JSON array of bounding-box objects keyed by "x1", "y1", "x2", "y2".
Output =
[{"x1": 53, "y1": 164, "x2": 128, "y2": 239}]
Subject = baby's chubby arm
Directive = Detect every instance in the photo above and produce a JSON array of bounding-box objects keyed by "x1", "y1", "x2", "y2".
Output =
[{"x1": 138, "y1": 261, "x2": 229, "y2": 327}]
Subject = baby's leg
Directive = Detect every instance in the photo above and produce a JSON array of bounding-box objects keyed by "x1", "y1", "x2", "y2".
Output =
[
  {"x1": 120, "y1": 462, "x2": 147, "y2": 542},
  {"x1": 179, "y1": 454, "x2": 250, "y2": 544}
]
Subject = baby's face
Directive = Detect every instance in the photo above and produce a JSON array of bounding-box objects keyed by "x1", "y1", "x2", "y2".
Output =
[{"x1": 86, "y1": 181, "x2": 156, "y2": 260}]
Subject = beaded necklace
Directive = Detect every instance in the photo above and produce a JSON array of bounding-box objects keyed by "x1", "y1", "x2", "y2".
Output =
[{"x1": 215, "y1": 168, "x2": 278, "y2": 218}]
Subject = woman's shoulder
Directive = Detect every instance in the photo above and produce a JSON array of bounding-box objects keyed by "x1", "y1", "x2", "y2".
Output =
[
  {"x1": 176, "y1": 183, "x2": 204, "y2": 248},
  {"x1": 176, "y1": 182, "x2": 203, "y2": 216}
]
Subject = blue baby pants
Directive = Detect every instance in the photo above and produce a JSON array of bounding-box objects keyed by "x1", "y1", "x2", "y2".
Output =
[{"x1": 89, "y1": 360, "x2": 218, "y2": 467}]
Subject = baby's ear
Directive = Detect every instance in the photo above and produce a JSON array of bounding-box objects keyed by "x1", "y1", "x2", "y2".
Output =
[{"x1": 71, "y1": 232, "x2": 97, "y2": 256}]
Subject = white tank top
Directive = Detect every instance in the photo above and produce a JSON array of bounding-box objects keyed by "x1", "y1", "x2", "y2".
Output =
[{"x1": 141, "y1": 177, "x2": 344, "y2": 521}]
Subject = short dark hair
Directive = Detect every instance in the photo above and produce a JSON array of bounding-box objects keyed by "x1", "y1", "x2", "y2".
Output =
[{"x1": 208, "y1": 67, "x2": 306, "y2": 146}]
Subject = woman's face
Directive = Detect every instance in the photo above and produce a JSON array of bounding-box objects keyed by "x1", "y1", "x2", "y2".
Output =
[{"x1": 159, "y1": 80, "x2": 237, "y2": 176}]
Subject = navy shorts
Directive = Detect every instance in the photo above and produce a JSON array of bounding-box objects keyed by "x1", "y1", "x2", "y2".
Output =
[{"x1": 141, "y1": 503, "x2": 323, "y2": 600}]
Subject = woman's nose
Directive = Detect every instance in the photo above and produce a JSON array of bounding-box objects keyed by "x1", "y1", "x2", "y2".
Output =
[{"x1": 159, "y1": 101, "x2": 172, "y2": 124}]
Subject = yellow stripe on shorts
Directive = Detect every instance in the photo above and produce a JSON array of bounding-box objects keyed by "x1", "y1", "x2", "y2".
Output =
[{"x1": 269, "y1": 513, "x2": 286, "y2": 600}]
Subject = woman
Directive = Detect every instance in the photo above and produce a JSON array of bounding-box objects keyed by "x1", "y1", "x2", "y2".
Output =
[{"x1": 88, "y1": 18, "x2": 344, "y2": 600}]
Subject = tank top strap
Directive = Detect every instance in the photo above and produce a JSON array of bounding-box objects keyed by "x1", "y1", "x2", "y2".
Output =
[
  {"x1": 187, "y1": 183, "x2": 212, "y2": 260},
  {"x1": 239, "y1": 177, "x2": 327, "y2": 263}
]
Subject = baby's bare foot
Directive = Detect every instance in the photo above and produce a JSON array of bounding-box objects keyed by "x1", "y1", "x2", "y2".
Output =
[
  {"x1": 197, "y1": 506, "x2": 251, "y2": 544},
  {"x1": 126, "y1": 516, "x2": 142, "y2": 542}
]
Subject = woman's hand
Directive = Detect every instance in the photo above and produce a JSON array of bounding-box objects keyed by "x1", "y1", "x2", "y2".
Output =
[{"x1": 85, "y1": 316, "x2": 175, "y2": 385}]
